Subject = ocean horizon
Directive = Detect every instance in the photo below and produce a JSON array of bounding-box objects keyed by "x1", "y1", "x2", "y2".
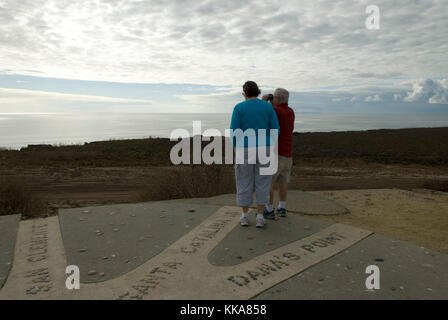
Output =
[{"x1": 1, "y1": 112, "x2": 448, "y2": 149}]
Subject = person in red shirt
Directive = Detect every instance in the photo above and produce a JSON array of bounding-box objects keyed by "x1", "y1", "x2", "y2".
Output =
[{"x1": 263, "y1": 88, "x2": 295, "y2": 218}]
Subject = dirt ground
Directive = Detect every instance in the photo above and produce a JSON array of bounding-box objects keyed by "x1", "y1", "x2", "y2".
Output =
[
  {"x1": 1, "y1": 127, "x2": 447, "y2": 254},
  {"x1": 310, "y1": 188, "x2": 448, "y2": 254},
  {"x1": 1, "y1": 161, "x2": 447, "y2": 255}
]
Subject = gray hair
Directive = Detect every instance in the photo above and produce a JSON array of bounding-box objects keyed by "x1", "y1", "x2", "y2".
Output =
[{"x1": 274, "y1": 88, "x2": 289, "y2": 104}]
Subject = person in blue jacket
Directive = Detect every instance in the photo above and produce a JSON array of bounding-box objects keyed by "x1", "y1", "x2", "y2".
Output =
[{"x1": 230, "y1": 81, "x2": 280, "y2": 228}]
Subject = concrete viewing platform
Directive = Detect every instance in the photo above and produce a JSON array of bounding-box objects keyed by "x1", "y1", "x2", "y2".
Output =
[{"x1": 0, "y1": 190, "x2": 447, "y2": 300}]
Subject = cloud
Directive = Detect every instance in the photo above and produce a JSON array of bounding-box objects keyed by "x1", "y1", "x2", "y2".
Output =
[
  {"x1": 0, "y1": 0, "x2": 446, "y2": 90},
  {"x1": 403, "y1": 79, "x2": 448, "y2": 104},
  {"x1": 0, "y1": 87, "x2": 156, "y2": 113},
  {"x1": 365, "y1": 94, "x2": 382, "y2": 102}
]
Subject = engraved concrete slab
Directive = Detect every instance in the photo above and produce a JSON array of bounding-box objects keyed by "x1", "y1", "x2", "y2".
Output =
[
  {"x1": 254, "y1": 233, "x2": 448, "y2": 300},
  {"x1": 60, "y1": 207, "x2": 371, "y2": 300},
  {"x1": 0, "y1": 214, "x2": 21, "y2": 289},
  {"x1": 208, "y1": 214, "x2": 333, "y2": 266},
  {"x1": 58, "y1": 202, "x2": 221, "y2": 282},
  {"x1": 1, "y1": 194, "x2": 446, "y2": 300},
  {"x1": 0, "y1": 206, "x2": 372, "y2": 300},
  {"x1": 0, "y1": 216, "x2": 67, "y2": 299},
  {"x1": 168, "y1": 190, "x2": 349, "y2": 215}
]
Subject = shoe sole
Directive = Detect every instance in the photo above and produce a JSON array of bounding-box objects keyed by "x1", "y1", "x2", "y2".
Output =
[{"x1": 255, "y1": 221, "x2": 265, "y2": 228}]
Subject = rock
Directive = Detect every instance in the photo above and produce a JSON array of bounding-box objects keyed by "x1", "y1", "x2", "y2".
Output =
[
  {"x1": 113, "y1": 228, "x2": 120, "y2": 232},
  {"x1": 99, "y1": 272, "x2": 105, "y2": 277},
  {"x1": 304, "y1": 226, "x2": 311, "y2": 230},
  {"x1": 87, "y1": 270, "x2": 97, "y2": 276},
  {"x1": 188, "y1": 208, "x2": 196, "y2": 212},
  {"x1": 78, "y1": 249, "x2": 87, "y2": 253},
  {"x1": 375, "y1": 258, "x2": 385, "y2": 262}
]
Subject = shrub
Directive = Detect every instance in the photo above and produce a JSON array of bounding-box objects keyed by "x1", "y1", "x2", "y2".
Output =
[
  {"x1": 138, "y1": 164, "x2": 236, "y2": 201},
  {"x1": 0, "y1": 178, "x2": 47, "y2": 218}
]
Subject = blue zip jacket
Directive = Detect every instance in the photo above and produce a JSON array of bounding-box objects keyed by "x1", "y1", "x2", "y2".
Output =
[{"x1": 230, "y1": 98, "x2": 280, "y2": 147}]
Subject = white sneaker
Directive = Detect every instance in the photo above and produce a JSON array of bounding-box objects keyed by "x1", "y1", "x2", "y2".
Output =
[
  {"x1": 256, "y1": 215, "x2": 265, "y2": 228},
  {"x1": 240, "y1": 215, "x2": 249, "y2": 227}
]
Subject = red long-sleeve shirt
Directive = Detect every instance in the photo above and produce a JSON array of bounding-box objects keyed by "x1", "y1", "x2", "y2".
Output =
[{"x1": 273, "y1": 103, "x2": 295, "y2": 157}]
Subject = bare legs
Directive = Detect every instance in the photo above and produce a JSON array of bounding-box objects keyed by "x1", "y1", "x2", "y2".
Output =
[
  {"x1": 242, "y1": 205, "x2": 267, "y2": 214},
  {"x1": 269, "y1": 183, "x2": 288, "y2": 206}
]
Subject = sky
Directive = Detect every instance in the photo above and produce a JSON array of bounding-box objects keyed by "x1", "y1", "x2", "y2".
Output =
[{"x1": 0, "y1": 0, "x2": 447, "y2": 114}]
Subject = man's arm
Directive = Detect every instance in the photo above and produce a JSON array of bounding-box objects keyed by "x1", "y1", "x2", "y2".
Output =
[
  {"x1": 270, "y1": 108, "x2": 280, "y2": 133},
  {"x1": 270, "y1": 108, "x2": 280, "y2": 146}
]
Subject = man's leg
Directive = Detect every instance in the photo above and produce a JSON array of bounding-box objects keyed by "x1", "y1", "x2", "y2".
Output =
[
  {"x1": 278, "y1": 183, "x2": 288, "y2": 207},
  {"x1": 266, "y1": 169, "x2": 279, "y2": 215},
  {"x1": 263, "y1": 183, "x2": 276, "y2": 219},
  {"x1": 276, "y1": 156, "x2": 292, "y2": 216}
]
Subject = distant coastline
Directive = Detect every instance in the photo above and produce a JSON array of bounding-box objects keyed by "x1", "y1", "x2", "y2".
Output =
[
  {"x1": 2, "y1": 113, "x2": 448, "y2": 149},
  {"x1": 2, "y1": 126, "x2": 447, "y2": 167}
]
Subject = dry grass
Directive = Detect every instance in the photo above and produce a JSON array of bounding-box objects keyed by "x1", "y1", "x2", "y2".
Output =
[
  {"x1": 137, "y1": 164, "x2": 236, "y2": 201},
  {"x1": 0, "y1": 178, "x2": 48, "y2": 218}
]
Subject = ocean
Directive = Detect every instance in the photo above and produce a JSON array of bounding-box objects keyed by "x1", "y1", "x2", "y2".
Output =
[{"x1": 1, "y1": 113, "x2": 448, "y2": 149}]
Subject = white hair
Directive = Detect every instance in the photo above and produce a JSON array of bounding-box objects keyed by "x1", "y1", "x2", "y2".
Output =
[{"x1": 274, "y1": 88, "x2": 289, "y2": 104}]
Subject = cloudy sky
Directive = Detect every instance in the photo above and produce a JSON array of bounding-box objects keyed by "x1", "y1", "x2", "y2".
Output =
[{"x1": 0, "y1": 0, "x2": 447, "y2": 114}]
